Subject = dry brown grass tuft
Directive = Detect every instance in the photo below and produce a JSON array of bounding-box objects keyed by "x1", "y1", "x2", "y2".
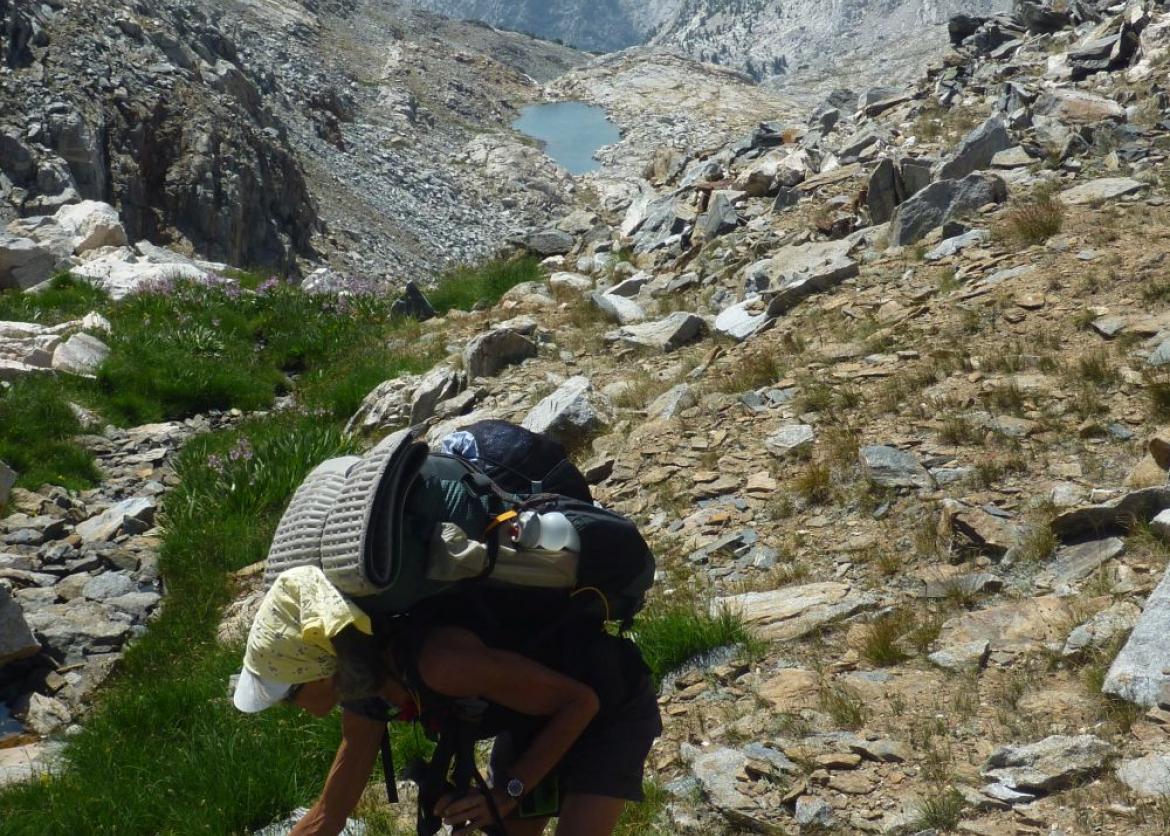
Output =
[{"x1": 997, "y1": 186, "x2": 1065, "y2": 245}]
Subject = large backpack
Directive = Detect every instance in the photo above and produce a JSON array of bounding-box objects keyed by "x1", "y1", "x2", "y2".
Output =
[
  {"x1": 438, "y1": 419, "x2": 594, "y2": 503},
  {"x1": 264, "y1": 422, "x2": 653, "y2": 627}
]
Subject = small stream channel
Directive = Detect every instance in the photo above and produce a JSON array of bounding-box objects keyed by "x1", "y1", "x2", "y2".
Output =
[{"x1": 512, "y1": 101, "x2": 620, "y2": 175}]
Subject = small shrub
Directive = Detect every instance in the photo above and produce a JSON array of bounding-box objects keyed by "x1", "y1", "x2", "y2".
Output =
[
  {"x1": 907, "y1": 615, "x2": 944, "y2": 656},
  {"x1": 998, "y1": 187, "x2": 1065, "y2": 245},
  {"x1": 975, "y1": 450, "x2": 1029, "y2": 487},
  {"x1": 1073, "y1": 349, "x2": 1117, "y2": 386},
  {"x1": 984, "y1": 380, "x2": 1026, "y2": 415},
  {"x1": 938, "y1": 415, "x2": 983, "y2": 446},
  {"x1": 715, "y1": 348, "x2": 785, "y2": 394},
  {"x1": 428, "y1": 256, "x2": 542, "y2": 313},
  {"x1": 913, "y1": 787, "x2": 966, "y2": 831},
  {"x1": 818, "y1": 682, "x2": 868, "y2": 730},
  {"x1": 795, "y1": 381, "x2": 834, "y2": 414},
  {"x1": 1142, "y1": 278, "x2": 1170, "y2": 304},
  {"x1": 1016, "y1": 524, "x2": 1058, "y2": 564},
  {"x1": 861, "y1": 610, "x2": 914, "y2": 666},
  {"x1": 795, "y1": 461, "x2": 833, "y2": 505},
  {"x1": 614, "y1": 781, "x2": 669, "y2": 836}
]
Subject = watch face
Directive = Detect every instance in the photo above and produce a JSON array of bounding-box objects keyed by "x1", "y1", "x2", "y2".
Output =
[{"x1": 507, "y1": 778, "x2": 524, "y2": 798}]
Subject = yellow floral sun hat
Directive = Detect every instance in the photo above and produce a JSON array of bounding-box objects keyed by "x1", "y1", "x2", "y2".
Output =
[{"x1": 233, "y1": 565, "x2": 372, "y2": 713}]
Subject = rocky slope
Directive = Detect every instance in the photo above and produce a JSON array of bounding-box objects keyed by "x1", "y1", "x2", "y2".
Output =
[
  {"x1": 0, "y1": 0, "x2": 584, "y2": 278},
  {"x1": 8, "y1": 0, "x2": 1170, "y2": 833},
  {"x1": 397, "y1": 0, "x2": 1019, "y2": 106},
  {"x1": 391, "y1": 0, "x2": 667, "y2": 52},
  {"x1": 648, "y1": 0, "x2": 1015, "y2": 104}
]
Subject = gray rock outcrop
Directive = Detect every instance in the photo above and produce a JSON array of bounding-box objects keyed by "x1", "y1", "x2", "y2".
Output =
[
  {"x1": 982, "y1": 735, "x2": 1115, "y2": 793},
  {"x1": 1104, "y1": 564, "x2": 1170, "y2": 706},
  {"x1": 888, "y1": 172, "x2": 1007, "y2": 246},
  {"x1": 521, "y1": 376, "x2": 611, "y2": 446}
]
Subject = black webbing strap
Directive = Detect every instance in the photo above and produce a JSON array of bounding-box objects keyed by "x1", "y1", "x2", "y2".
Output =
[{"x1": 380, "y1": 724, "x2": 399, "y2": 804}]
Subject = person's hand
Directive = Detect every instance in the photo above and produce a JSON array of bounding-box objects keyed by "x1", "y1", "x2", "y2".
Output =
[{"x1": 435, "y1": 788, "x2": 514, "y2": 835}]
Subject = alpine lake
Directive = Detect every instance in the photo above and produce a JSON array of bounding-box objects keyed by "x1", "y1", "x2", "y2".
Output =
[{"x1": 512, "y1": 101, "x2": 620, "y2": 175}]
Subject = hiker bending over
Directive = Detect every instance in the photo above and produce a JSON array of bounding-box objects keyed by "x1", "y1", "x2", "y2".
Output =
[{"x1": 233, "y1": 566, "x2": 661, "y2": 836}]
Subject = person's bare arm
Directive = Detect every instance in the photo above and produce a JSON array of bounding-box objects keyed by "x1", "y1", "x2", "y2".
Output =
[
  {"x1": 418, "y1": 626, "x2": 600, "y2": 821},
  {"x1": 290, "y1": 709, "x2": 384, "y2": 836}
]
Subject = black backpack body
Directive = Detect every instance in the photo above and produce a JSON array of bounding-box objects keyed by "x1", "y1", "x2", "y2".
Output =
[{"x1": 440, "y1": 419, "x2": 593, "y2": 503}]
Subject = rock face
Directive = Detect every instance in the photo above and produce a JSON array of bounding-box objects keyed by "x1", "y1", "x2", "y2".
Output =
[
  {"x1": 1117, "y1": 753, "x2": 1170, "y2": 798},
  {"x1": 0, "y1": 585, "x2": 40, "y2": 666},
  {"x1": 1104, "y1": 564, "x2": 1170, "y2": 707},
  {"x1": 715, "y1": 582, "x2": 876, "y2": 641},
  {"x1": 888, "y1": 173, "x2": 1008, "y2": 246},
  {"x1": 521, "y1": 376, "x2": 611, "y2": 446},
  {"x1": 51, "y1": 333, "x2": 110, "y2": 377},
  {"x1": 0, "y1": 0, "x2": 584, "y2": 278},
  {"x1": 982, "y1": 736, "x2": 1115, "y2": 793},
  {"x1": 859, "y1": 445, "x2": 934, "y2": 489},
  {"x1": 936, "y1": 116, "x2": 1011, "y2": 180},
  {"x1": 463, "y1": 328, "x2": 538, "y2": 379}
]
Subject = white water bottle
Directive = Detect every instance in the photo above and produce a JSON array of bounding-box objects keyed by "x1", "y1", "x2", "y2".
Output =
[{"x1": 513, "y1": 511, "x2": 580, "y2": 552}]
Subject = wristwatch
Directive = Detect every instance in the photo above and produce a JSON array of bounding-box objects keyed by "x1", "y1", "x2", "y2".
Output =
[{"x1": 505, "y1": 777, "x2": 525, "y2": 800}]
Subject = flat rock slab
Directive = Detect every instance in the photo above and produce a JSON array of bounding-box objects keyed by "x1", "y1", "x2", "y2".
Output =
[
  {"x1": 758, "y1": 668, "x2": 821, "y2": 712},
  {"x1": 591, "y1": 291, "x2": 645, "y2": 325},
  {"x1": 604, "y1": 312, "x2": 706, "y2": 352},
  {"x1": 75, "y1": 497, "x2": 157, "y2": 543},
  {"x1": 715, "y1": 582, "x2": 876, "y2": 641},
  {"x1": 682, "y1": 743, "x2": 791, "y2": 834},
  {"x1": 944, "y1": 502, "x2": 1023, "y2": 556},
  {"x1": 1034, "y1": 88, "x2": 1125, "y2": 124},
  {"x1": 929, "y1": 640, "x2": 991, "y2": 672},
  {"x1": 1052, "y1": 487, "x2": 1170, "y2": 539},
  {"x1": 859, "y1": 445, "x2": 934, "y2": 489},
  {"x1": 0, "y1": 741, "x2": 64, "y2": 787},
  {"x1": 714, "y1": 299, "x2": 770, "y2": 342},
  {"x1": 982, "y1": 735, "x2": 1115, "y2": 793},
  {"x1": 1105, "y1": 563, "x2": 1170, "y2": 706},
  {"x1": 1037, "y1": 536, "x2": 1125, "y2": 588},
  {"x1": 935, "y1": 596, "x2": 1072, "y2": 655},
  {"x1": 1063, "y1": 601, "x2": 1141, "y2": 658},
  {"x1": 1117, "y1": 753, "x2": 1170, "y2": 798},
  {"x1": 765, "y1": 424, "x2": 815, "y2": 458},
  {"x1": 1060, "y1": 177, "x2": 1146, "y2": 205},
  {"x1": 23, "y1": 601, "x2": 132, "y2": 662}
]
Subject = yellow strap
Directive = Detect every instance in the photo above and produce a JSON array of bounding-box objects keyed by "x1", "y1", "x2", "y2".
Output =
[
  {"x1": 484, "y1": 510, "x2": 518, "y2": 536},
  {"x1": 570, "y1": 586, "x2": 612, "y2": 623}
]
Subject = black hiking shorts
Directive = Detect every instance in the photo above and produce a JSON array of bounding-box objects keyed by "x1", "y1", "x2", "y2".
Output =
[{"x1": 489, "y1": 674, "x2": 662, "y2": 803}]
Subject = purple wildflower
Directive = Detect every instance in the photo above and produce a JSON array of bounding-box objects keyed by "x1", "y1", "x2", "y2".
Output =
[
  {"x1": 228, "y1": 438, "x2": 254, "y2": 462},
  {"x1": 207, "y1": 454, "x2": 225, "y2": 474}
]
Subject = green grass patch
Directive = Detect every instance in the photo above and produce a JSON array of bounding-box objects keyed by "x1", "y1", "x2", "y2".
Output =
[
  {"x1": 0, "y1": 376, "x2": 100, "y2": 491},
  {"x1": 95, "y1": 277, "x2": 410, "y2": 424},
  {"x1": 427, "y1": 256, "x2": 542, "y2": 314},
  {"x1": 615, "y1": 781, "x2": 670, "y2": 835},
  {"x1": 0, "y1": 414, "x2": 362, "y2": 834},
  {"x1": 632, "y1": 597, "x2": 754, "y2": 685},
  {"x1": 0, "y1": 273, "x2": 110, "y2": 325}
]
